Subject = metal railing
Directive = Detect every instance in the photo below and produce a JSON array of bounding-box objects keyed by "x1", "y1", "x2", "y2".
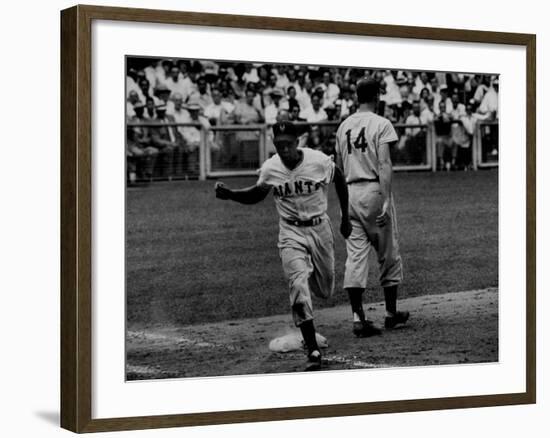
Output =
[
  {"x1": 126, "y1": 120, "x2": 498, "y2": 181},
  {"x1": 392, "y1": 124, "x2": 433, "y2": 171},
  {"x1": 206, "y1": 124, "x2": 266, "y2": 178},
  {"x1": 474, "y1": 121, "x2": 499, "y2": 168}
]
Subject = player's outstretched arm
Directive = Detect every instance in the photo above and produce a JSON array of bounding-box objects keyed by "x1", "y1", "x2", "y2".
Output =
[
  {"x1": 333, "y1": 166, "x2": 352, "y2": 239},
  {"x1": 214, "y1": 181, "x2": 270, "y2": 205},
  {"x1": 376, "y1": 141, "x2": 395, "y2": 227}
]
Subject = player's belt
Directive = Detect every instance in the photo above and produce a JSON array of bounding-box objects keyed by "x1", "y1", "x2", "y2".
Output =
[
  {"x1": 284, "y1": 216, "x2": 323, "y2": 227},
  {"x1": 347, "y1": 177, "x2": 379, "y2": 184}
]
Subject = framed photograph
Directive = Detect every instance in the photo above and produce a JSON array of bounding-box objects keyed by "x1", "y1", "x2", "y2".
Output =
[{"x1": 60, "y1": 4, "x2": 536, "y2": 433}]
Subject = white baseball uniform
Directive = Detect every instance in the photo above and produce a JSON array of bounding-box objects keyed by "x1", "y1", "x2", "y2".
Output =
[
  {"x1": 335, "y1": 110, "x2": 403, "y2": 289},
  {"x1": 257, "y1": 148, "x2": 336, "y2": 326}
]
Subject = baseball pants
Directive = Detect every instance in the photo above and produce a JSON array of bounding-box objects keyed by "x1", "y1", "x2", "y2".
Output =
[
  {"x1": 344, "y1": 181, "x2": 403, "y2": 289},
  {"x1": 278, "y1": 215, "x2": 335, "y2": 326}
]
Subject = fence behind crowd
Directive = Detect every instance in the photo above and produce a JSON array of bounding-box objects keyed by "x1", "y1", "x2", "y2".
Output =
[{"x1": 126, "y1": 120, "x2": 499, "y2": 182}]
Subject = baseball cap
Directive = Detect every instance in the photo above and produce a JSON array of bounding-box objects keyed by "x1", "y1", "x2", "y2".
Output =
[
  {"x1": 154, "y1": 83, "x2": 171, "y2": 93},
  {"x1": 186, "y1": 103, "x2": 201, "y2": 111},
  {"x1": 269, "y1": 88, "x2": 285, "y2": 97},
  {"x1": 272, "y1": 121, "x2": 298, "y2": 141}
]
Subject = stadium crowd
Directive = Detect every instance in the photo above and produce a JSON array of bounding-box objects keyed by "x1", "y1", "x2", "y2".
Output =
[{"x1": 126, "y1": 58, "x2": 499, "y2": 181}]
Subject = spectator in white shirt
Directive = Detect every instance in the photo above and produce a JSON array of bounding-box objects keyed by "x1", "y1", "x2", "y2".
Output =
[
  {"x1": 478, "y1": 79, "x2": 499, "y2": 119},
  {"x1": 204, "y1": 88, "x2": 234, "y2": 125},
  {"x1": 450, "y1": 93, "x2": 466, "y2": 119},
  {"x1": 127, "y1": 102, "x2": 159, "y2": 179},
  {"x1": 243, "y1": 63, "x2": 259, "y2": 84},
  {"x1": 433, "y1": 100, "x2": 454, "y2": 170},
  {"x1": 338, "y1": 87, "x2": 355, "y2": 119},
  {"x1": 170, "y1": 93, "x2": 191, "y2": 139},
  {"x1": 461, "y1": 103, "x2": 477, "y2": 136},
  {"x1": 433, "y1": 84, "x2": 453, "y2": 115},
  {"x1": 300, "y1": 94, "x2": 328, "y2": 123},
  {"x1": 473, "y1": 75, "x2": 490, "y2": 104},
  {"x1": 413, "y1": 71, "x2": 432, "y2": 96},
  {"x1": 180, "y1": 103, "x2": 209, "y2": 148},
  {"x1": 126, "y1": 68, "x2": 141, "y2": 98},
  {"x1": 401, "y1": 101, "x2": 428, "y2": 164},
  {"x1": 177, "y1": 60, "x2": 198, "y2": 98},
  {"x1": 143, "y1": 63, "x2": 158, "y2": 92},
  {"x1": 204, "y1": 89, "x2": 232, "y2": 162},
  {"x1": 435, "y1": 72, "x2": 447, "y2": 88},
  {"x1": 145, "y1": 97, "x2": 156, "y2": 120},
  {"x1": 429, "y1": 76, "x2": 439, "y2": 93},
  {"x1": 405, "y1": 101, "x2": 424, "y2": 136},
  {"x1": 234, "y1": 89, "x2": 264, "y2": 125},
  {"x1": 262, "y1": 73, "x2": 284, "y2": 108},
  {"x1": 320, "y1": 71, "x2": 340, "y2": 108},
  {"x1": 165, "y1": 66, "x2": 189, "y2": 101},
  {"x1": 420, "y1": 96, "x2": 435, "y2": 124},
  {"x1": 150, "y1": 104, "x2": 178, "y2": 178},
  {"x1": 137, "y1": 78, "x2": 158, "y2": 106},
  {"x1": 187, "y1": 76, "x2": 213, "y2": 112},
  {"x1": 274, "y1": 65, "x2": 290, "y2": 90},
  {"x1": 419, "y1": 87, "x2": 431, "y2": 111},
  {"x1": 286, "y1": 68, "x2": 297, "y2": 90},
  {"x1": 381, "y1": 71, "x2": 402, "y2": 106},
  {"x1": 154, "y1": 59, "x2": 173, "y2": 88},
  {"x1": 294, "y1": 72, "x2": 311, "y2": 111},
  {"x1": 126, "y1": 90, "x2": 140, "y2": 119},
  {"x1": 400, "y1": 84, "x2": 417, "y2": 107},
  {"x1": 178, "y1": 103, "x2": 211, "y2": 175},
  {"x1": 264, "y1": 89, "x2": 287, "y2": 124},
  {"x1": 455, "y1": 103, "x2": 477, "y2": 170}
]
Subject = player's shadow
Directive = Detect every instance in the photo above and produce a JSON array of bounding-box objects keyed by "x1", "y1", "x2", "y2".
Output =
[{"x1": 35, "y1": 411, "x2": 59, "y2": 427}]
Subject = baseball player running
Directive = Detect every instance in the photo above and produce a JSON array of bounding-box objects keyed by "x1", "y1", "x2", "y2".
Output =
[
  {"x1": 215, "y1": 121, "x2": 352, "y2": 370},
  {"x1": 335, "y1": 78, "x2": 410, "y2": 337}
]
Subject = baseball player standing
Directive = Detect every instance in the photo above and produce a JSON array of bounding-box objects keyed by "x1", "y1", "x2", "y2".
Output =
[
  {"x1": 335, "y1": 78, "x2": 410, "y2": 337},
  {"x1": 215, "y1": 121, "x2": 352, "y2": 370}
]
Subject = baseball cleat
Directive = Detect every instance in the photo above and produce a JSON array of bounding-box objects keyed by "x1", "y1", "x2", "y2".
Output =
[
  {"x1": 384, "y1": 310, "x2": 410, "y2": 329},
  {"x1": 353, "y1": 320, "x2": 383, "y2": 338},
  {"x1": 305, "y1": 350, "x2": 322, "y2": 371}
]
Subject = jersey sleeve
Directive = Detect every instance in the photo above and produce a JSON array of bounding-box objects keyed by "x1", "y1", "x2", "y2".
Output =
[
  {"x1": 256, "y1": 161, "x2": 272, "y2": 188},
  {"x1": 334, "y1": 124, "x2": 343, "y2": 156},
  {"x1": 379, "y1": 119, "x2": 399, "y2": 144},
  {"x1": 319, "y1": 152, "x2": 336, "y2": 184}
]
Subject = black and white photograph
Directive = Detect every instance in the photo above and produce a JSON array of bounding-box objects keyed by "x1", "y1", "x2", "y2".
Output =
[{"x1": 125, "y1": 56, "x2": 499, "y2": 380}]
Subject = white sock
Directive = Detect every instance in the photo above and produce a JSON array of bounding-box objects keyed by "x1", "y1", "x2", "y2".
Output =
[
  {"x1": 386, "y1": 311, "x2": 396, "y2": 318},
  {"x1": 353, "y1": 312, "x2": 361, "y2": 322}
]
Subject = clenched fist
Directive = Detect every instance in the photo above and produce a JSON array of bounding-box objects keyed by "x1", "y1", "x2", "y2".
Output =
[{"x1": 214, "y1": 181, "x2": 232, "y2": 200}]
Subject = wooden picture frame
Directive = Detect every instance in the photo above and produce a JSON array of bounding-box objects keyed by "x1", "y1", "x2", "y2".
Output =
[{"x1": 61, "y1": 4, "x2": 536, "y2": 433}]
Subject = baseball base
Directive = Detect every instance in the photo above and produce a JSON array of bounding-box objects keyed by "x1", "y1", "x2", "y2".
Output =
[{"x1": 269, "y1": 331, "x2": 328, "y2": 353}]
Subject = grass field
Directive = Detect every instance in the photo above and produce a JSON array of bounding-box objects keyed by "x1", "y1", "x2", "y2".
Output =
[{"x1": 126, "y1": 170, "x2": 498, "y2": 328}]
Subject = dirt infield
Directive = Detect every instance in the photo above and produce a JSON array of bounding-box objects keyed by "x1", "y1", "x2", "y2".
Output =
[{"x1": 126, "y1": 287, "x2": 498, "y2": 380}]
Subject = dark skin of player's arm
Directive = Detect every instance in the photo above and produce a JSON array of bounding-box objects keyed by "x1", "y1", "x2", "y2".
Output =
[
  {"x1": 376, "y1": 140, "x2": 396, "y2": 227},
  {"x1": 333, "y1": 166, "x2": 352, "y2": 238},
  {"x1": 214, "y1": 182, "x2": 270, "y2": 204},
  {"x1": 333, "y1": 148, "x2": 352, "y2": 239}
]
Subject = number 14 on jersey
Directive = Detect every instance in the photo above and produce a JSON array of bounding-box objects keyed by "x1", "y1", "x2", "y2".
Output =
[{"x1": 345, "y1": 127, "x2": 368, "y2": 154}]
